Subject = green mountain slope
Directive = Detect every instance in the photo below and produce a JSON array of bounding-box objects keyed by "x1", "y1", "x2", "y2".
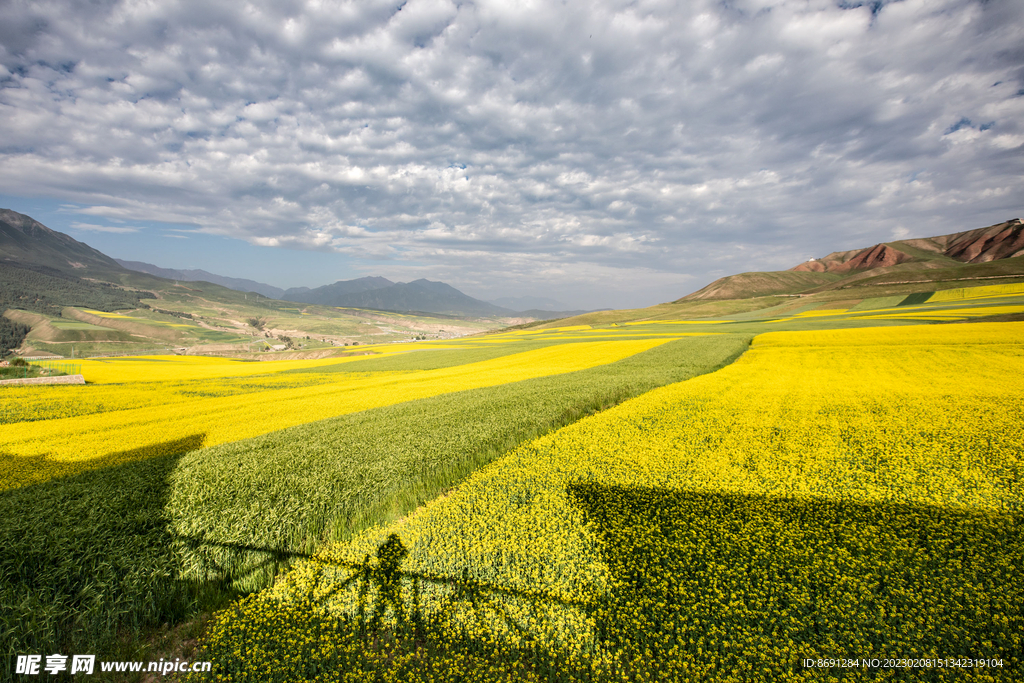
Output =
[
  {"x1": 678, "y1": 270, "x2": 841, "y2": 302},
  {"x1": 0, "y1": 209, "x2": 127, "y2": 277}
]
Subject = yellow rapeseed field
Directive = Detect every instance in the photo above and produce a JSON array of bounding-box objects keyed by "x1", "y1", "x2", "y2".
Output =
[
  {"x1": 205, "y1": 322, "x2": 1023, "y2": 681},
  {"x1": 928, "y1": 282, "x2": 1024, "y2": 302},
  {"x1": 1, "y1": 339, "x2": 668, "y2": 490},
  {"x1": 73, "y1": 350, "x2": 406, "y2": 384},
  {"x1": 854, "y1": 303, "x2": 1024, "y2": 321}
]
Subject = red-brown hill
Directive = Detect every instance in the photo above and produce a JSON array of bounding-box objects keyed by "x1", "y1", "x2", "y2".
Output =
[{"x1": 678, "y1": 218, "x2": 1023, "y2": 302}]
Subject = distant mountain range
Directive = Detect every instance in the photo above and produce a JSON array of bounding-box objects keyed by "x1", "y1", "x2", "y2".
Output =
[
  {"x1": 114, "y1": 259, "x2": 287, "y2": 299},
  {"x1": 115, "y1": 257, "x2": 595, "y2": 317},
  {"x1": 0, "y1": 209, "x2": 589, "y2": 318},
  {"x1": 281, "y1": 277, "x2": 514, "y2": 317},
  {"x1": 3, "y1": 207, "x2": 1021, "y2": 325},
  {"x1": 282, "y1": 279, "x2": 597, "y2": 317},
  {"x1": 282, "y1": 276, "x2": 394, "y2": 304},
  {"x1": 680, "y1": 218, "x2": 1024, "y2": 301},
  {"x1": 112, "y1": 261, "x2": 519, "y2": 317}
]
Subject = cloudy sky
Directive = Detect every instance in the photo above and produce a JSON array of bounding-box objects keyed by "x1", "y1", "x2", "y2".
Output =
[{"x1": 1, "y1": 0, "x2": 1022, "y2": 309}]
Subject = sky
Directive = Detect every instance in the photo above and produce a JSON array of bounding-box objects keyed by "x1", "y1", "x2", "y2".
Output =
[{"x1": 1, "y1": 0, "x2": 1022, "y2": 310}]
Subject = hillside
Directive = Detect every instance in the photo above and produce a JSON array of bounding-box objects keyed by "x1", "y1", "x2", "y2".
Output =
[
  {"x1": 677, "y1": 218, "x2": 1023, "y2": 304},
  {"x1": 681, "y1": 270, "x2": 841, "y2": 301},
  {"x1": 792, "y1": 218, "x2": 1023, "y2": 273},
  {"x1": 526, "y1": 218, "x2": 1024, "y2": 330},
  {"x1": 1, "y1": 210, "x2": 160, "y2": 355},
  {"x1": 0, "y1": 209, "x2": 127, "y2": 277}
]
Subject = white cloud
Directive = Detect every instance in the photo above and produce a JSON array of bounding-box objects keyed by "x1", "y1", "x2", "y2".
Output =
[
  {"x1": 0, "y1": 0, "x2": 1022, "y2": 308},
  {"x1": 69, "y1": 222, "x2": 139, "y2": 233}
]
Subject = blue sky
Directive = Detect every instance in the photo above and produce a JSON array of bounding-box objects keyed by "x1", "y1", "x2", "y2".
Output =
[
  {"x1": 1, "y1": 0, "x2": 1022, "y2": 309},
  {"x1": 0, "y1": 193, "x2": 392, "y2": 287}
]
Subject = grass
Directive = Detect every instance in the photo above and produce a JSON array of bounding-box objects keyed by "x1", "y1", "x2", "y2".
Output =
[
  {"x1": 0, "y1": 361, "x2": 77, "y2": 380},
  {"x1": 48, "y1": 320, "x2": 110, "y2": 331},
  {"x1": 166, "y1": 335, "x2": 751, "y2": 587}
]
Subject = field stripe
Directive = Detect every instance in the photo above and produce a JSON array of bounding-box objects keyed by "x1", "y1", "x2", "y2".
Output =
[{"x1": 1, "y1": 339, "x2": 668, "y2": 483}]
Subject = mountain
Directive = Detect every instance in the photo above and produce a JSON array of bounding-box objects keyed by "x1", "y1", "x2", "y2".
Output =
[
  {"x1": 284, "y1": 277, "x2": 513, "y2": 317},
  {"x1": 1, "y1": 210, "x2": 151, "y2": 355},
  {"x1": 680, "y1": 218, "x2": 1024, "y2": 302},
  {"x1": 1, "y1": 209, "x2": 126, "y2": 277},
  {"x1": 282, "y1": 277, "x2": 395, "y2": 305},
  {"x1": 791, "y1": 219, "x2": 1024, "y2": 273},
  {"x1": 114, "y1": 259, "x2": 285, "y2": 299},
  {"x1": 0, "y1": 208, "x2": 525, "y2": 320},
  {"x1": 345, "y1": 279, "x2": 513, "y2": 317},
  {"x1": 1, "y1": 208, "x2": 524, "y2": 357}
]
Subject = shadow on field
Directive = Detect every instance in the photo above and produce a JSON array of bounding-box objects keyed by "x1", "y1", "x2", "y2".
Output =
[
  {"x1": 567, "y1": 482, "x2": 1023, "y2": 681},
  {"x1": 0, "y1": 434, "x2": 224, "y2": 666},
  {"x1": 0, "y1": 433, "x2": 207, "y2": 492},
  {"x1": 174, "y1": 531, "x2": 593, "y2": 628}
]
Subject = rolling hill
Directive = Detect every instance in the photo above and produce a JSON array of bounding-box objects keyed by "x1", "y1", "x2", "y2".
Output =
[{"x1": 525, "y1": 217, "x2": 1024, "y2": 329}]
